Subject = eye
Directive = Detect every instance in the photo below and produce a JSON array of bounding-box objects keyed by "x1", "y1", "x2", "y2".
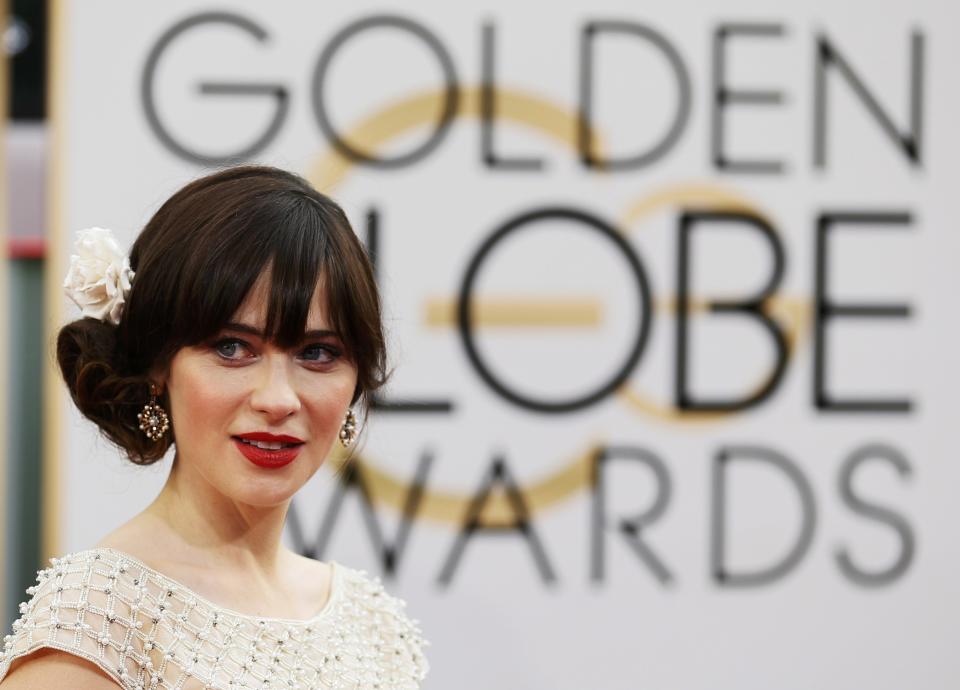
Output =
[
  {"x1": 299, "y1": 343, "x2": 340, "y2": 365},
  {"x1": 213, "y1": 338, "x2": 253, "y2": 361}
]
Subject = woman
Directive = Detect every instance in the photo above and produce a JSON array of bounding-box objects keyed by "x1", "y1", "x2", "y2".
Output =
[{"x1": 0, "y1": 166, "x2": 429, "y2": 689}]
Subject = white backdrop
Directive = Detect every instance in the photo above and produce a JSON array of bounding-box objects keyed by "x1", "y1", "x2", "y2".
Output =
[{"x1": 49, "y1": 1, "x2": 960, "y2": 688}]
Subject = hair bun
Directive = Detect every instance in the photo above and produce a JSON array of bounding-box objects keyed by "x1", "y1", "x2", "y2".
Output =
[{"x1": 56, "y1": 317, "x2": 171, "y2": 464}]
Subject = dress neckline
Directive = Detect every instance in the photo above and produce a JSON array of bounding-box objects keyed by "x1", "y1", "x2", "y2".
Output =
[{"x1": 71, "y1": 546, "x2": 342, "y2": 626}]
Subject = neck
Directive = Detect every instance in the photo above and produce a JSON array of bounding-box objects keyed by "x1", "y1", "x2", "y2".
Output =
[{"x1": 141, "y1": 453, "x2": 291, "y2": 581}]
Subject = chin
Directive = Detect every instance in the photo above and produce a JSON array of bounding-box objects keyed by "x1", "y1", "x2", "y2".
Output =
[
  {"x1": 227, "y1": 471, "x2": 307, "y2": 505},
  {"x1": 236, "y1": 487, "x2": 298, "y2": 508}
]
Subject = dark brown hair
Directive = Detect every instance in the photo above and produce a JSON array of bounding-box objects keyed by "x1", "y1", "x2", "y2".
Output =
[{"x1": 57, "y1": 165, "x2": 385, "y2": 464}]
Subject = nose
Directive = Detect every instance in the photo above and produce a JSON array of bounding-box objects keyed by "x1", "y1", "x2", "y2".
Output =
[{"x1": 249, "y1": 356, "x2": 302, "y2": 420}]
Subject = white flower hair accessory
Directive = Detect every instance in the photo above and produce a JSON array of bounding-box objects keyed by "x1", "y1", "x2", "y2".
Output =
[{"x1": 63, "y1": 227, "x2": 135, "y2": 326}]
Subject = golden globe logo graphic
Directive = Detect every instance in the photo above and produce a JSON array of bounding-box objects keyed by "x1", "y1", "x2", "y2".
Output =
[{"x1": 138, "y1": 10, "x2": 919, "y2": 589}]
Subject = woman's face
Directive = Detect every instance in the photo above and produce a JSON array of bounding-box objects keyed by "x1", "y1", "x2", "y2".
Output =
[{"x1": 159, "y1": 270, "x2": 357, "y2": 507}]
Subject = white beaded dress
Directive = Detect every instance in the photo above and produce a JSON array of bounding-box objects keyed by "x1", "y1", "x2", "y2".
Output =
[{"x1": 0, "y1": 548, "x2": 429, "y2": 689}]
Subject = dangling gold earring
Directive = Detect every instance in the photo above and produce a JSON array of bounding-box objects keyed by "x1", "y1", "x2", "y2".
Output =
[
  {"x1": 338, "y1": 408, "x2": 358, "y2": 448},
  {"x1": 138, "y1": 383, "x2": 170, "y2": 442}
]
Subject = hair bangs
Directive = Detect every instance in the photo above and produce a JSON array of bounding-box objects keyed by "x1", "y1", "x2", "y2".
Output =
[
  {"x1": 262, "y1": 197, "x2": 330, "y2": 348},
  {"x1": 160, "y1": 192, "x2": 314, "y2": 352}
]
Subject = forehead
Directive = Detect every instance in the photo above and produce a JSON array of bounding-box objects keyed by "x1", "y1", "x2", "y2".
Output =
[{"x1": 230, "y1": 267, "x2": 330, "y2": 329}]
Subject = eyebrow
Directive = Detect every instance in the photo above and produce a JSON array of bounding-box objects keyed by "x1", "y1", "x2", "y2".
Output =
[{"x1": 223, "y1": 321, "x2": 340, "y2": 340}]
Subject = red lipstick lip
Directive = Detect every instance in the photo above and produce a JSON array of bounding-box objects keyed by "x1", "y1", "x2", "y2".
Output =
[
  {"x1": 232, "y1": 438, "x2": 302, "y2": 468},
  {"x1": 234, "y1": 432, "x2": 305, "y2": 444}
]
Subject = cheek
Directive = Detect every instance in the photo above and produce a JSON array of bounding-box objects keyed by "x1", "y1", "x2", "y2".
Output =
[
  {"x1": 302, "y1": 376, "x2": 356, "y2": 434},
  {"x1": 169, "y1": 366, "x2": 244, "y2": 438}
]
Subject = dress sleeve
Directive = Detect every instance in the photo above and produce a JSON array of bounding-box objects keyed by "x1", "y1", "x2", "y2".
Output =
[
  {"x1": 351, "y1": 570, "x2": 431, "y2": 689},
  {"x1": 0, "y1": 555, "x2": 152, "y2": 689}
]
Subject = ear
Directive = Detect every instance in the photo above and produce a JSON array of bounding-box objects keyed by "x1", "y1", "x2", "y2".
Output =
[{"x1": 147, "y1": 366, "x2": 169, "y2": 396}]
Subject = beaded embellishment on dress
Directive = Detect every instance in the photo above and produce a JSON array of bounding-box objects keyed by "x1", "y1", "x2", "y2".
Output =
[{"x1": 0, "y1": 548, "x2": 429, "y2": 689}]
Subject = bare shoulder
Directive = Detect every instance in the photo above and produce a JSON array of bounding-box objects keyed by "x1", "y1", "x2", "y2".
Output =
[
  {"x1": 285, "y1": 551, "x2": 334, "y2": 609},
  {"x1": 94, "y1": 519, "x2": 165, "y2": 556},
  {"x1": 1, "y1": 648, "x2": 120, "y2": 689},
  {"x1": 286, "y1": 550, "x2": 332, "y2": 575}
]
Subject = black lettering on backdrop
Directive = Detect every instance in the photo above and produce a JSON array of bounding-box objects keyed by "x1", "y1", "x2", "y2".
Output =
[
  {"x1": 141, "y1": 12, "x2": 288, "y2": 166},
  {"x1": 813, "y1": 31, "x2": 925, "y2": 168},
  {"x1": 284, "y1": 443, "x2": 916, "y2": 588},
  {"x1": 711, "y1": 446, "x2": 816, "y2": 586},
  {"x1": 578, "y1": 21, "x2": 691, "y2": 170},
  {"x1": 457, "y1": 207, "x2": 653, "y2": 413},
  {"x1": 481, "y1": 23, "x2": 543, "y2": 170},
  {"x1": 675, "y1": 211, "x2": 788, "y2": 411},
  {"x1": 311, "y1": 15, "x2": 459, "y2": 169},
  {"x1": 813, "y1": 212, "x2": 913, "y2": 412},
  {"x1": 364, "y1": 208, "x2": 454, "y2": 413},
  {"x1": 286, "y1": 452, "x2": 434, "y2": 578},
  {"x1": 591, "y1": 446, "x2": 673, "y2": 585},
  {"x1": 711, "y1": 24, "x2": 786, "y2": 174},
  {"x1": 437, "y1": 457, "x2": 556, "y2": 585},
  {"x1": 836, "y1": 444, "x2": 915, "y2": 586}
]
